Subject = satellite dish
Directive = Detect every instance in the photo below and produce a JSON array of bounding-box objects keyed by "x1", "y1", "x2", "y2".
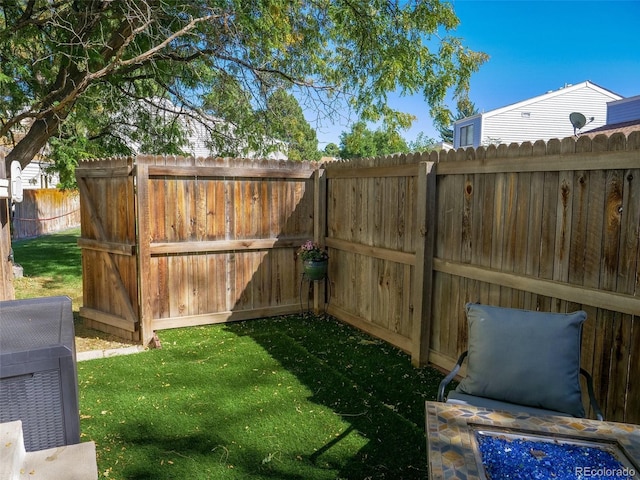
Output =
[{"x1": 569, "y1": 112, "x2": 587, "y2": 135}]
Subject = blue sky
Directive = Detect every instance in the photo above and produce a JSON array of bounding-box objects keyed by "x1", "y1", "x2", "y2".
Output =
[{"x1": 313, "y1": 0, "x2": 640, "y2": 148}]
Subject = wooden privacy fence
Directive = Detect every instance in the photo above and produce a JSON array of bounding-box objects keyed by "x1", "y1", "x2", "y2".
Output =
[
  {"x1": 322, "y1": 133, "x2": 639, "y2": 423},
  {"x1": 76, "y1": 156, "x2": 320, "y2": 343},
  {"x1": 428, "y1": 135, "x2": 639, "y2": 424},
  {"x1": 77, "y1": 132, "x2": 639, "y2": 423},
  {"x1": 323, "y1": 156, "x2": 434, "y2": 363},
  {"x1": 11, "y1": 189, "x2": 80, "y2": 239}
]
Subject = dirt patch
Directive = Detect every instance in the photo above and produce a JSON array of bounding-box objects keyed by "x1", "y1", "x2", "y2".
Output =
[{"x1": 74, "y1": 317, "x2": 138, "y2": 353}]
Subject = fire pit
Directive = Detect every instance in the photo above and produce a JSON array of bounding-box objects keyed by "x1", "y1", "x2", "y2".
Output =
[
  {"x1": 473, "y1": 427, "x2": 636, "y2": 479},
  {"x1": 425, "y1": 402, "x2": 640, "y2": 480}
]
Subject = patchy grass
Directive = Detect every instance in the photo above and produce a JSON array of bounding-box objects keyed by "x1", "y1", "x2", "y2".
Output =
[{"x1": 79, "y1": 316, "x2": 444, "y2": 479}]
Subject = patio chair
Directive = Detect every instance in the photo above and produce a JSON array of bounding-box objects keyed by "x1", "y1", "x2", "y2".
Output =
[{"x1": 437, "y1": 303, "x2": 604, "y2": 420}]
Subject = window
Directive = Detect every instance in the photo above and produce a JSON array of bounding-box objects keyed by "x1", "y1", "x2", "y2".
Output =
[{"x1": 460, "y1": 125, "x2": 474, "y2": 147}]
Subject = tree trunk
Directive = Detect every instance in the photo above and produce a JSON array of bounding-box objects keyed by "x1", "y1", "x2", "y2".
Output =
[{"x1": 5, "y1": 113, "x2": 63, "y2": 173}]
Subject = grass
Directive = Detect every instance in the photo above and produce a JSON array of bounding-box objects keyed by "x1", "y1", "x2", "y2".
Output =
[
  {"x1": 12, "y1": 230, "x2": 446, "y2": 479},
  {"x1": 11, "y1": 227, "x2": 83, "y2": 305},
  {"x1": 79, "y1": 318, "x2": 444, "y2": 479}
]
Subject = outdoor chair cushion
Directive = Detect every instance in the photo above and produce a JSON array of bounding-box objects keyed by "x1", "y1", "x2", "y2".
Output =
[
  {"x1": 455, "y1": 303, "x2": 586, "y2": 418},
  {"x1": 445, "y1": 391, "x2": 572, "y2": 417}
]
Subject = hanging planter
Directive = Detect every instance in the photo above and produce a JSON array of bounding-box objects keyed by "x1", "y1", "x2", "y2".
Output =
[
  {"x1": 297, "y1": 240, "x2": 329, "y2": 280},
  {"x1": 303, "y1": 259, "x2": 328, "y2": 280}
]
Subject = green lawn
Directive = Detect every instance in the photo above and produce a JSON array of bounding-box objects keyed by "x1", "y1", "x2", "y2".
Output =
[
  {"x1": 12, "y1": 230, "x2": 445, "y2": 479},
  {"x1": 79, "y1": 317, "x2": 444, "y2": 479}
]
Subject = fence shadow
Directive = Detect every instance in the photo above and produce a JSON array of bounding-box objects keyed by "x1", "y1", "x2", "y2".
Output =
[{"x1": 223, "y1": 315, "x2": 441, "y2": 479}]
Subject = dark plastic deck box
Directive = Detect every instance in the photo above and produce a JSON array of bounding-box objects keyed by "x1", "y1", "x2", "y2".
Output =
[{"x1": 0, "y1": 296, "x2": 80, "y2": 451}]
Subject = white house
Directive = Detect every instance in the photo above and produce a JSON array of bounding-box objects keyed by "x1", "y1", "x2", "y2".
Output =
[
  {"x1": 453, "y1": 81, "x2": 623, "y2": 149},
  {"x1": 19, "y1": 159, "x2": 60, "y2": 189}
]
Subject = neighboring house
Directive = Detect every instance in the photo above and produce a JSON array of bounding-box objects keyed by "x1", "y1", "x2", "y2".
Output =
[
  {"x1": 19, "y1": 159, "x2": 59, "y2": 189},
  {"x1": 453, "y1": 81, "x2": 623, "y2": 149},
  {"x1": 0, "y1": 145, "x2": 59, "y2": 190},
  {"x1": 582, "y1": 94, "x2": 640, "y2": 138},
  {"x1": 17, "y1": 155, "x2": 60, "y2": 190},
  {"x1": 179, "y1": 114, "x2": 287, "y2": 160},
  {"x1": 121, "y1": 98, "x2": 288, "y2": 160}
]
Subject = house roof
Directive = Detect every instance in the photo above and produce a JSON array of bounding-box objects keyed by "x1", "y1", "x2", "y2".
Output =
[
  {"x1": 581, "y1": 118, "x2": 640, "y2": 138},
  {"x1": 455, "y1": 81, "x2": 622, "y2": 126}
]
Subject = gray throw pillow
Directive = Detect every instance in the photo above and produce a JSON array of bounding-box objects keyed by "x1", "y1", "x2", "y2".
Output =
[{"x1": 456, "y1": 303, "x2": 586, "y2": 417}]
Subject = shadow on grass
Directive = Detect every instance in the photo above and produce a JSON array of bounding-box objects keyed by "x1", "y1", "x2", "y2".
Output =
[
  {"x1": 78, "y1": 315, "x2": 445, "y2": 479},
  {"x1": 224, "y1": 315, "x2": 444, "y2": 479}
]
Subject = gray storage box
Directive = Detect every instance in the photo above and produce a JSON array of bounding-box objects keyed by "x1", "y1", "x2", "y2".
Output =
[{"x1": 0, "y1": 296, "x2": 80, "y2": 451}]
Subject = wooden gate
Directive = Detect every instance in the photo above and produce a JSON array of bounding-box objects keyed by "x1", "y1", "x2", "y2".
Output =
[
  {"x1": 76, "y1": 156, "x2": 320, "y2": 345},
  {"x1": 76, "y1": 158, "x2": 139, "y2": 341}
]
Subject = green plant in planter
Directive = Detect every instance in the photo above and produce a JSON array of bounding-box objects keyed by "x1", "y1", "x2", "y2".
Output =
[
  {"x1": 297, "y1": 241, "x2": 328, "y2": 262},
  {"x1": 298, "y1": 241, "x2": 328, "y2": 280}
]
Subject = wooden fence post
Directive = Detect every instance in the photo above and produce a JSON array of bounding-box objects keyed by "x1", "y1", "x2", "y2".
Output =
[
  {"x1": 135, "y1": 160, "x2": 154, "y2": 347},
  {"x1": 313, "y1": 166, "x2": 328, "y2": 313},
  {"x1": 0, "y1": 151, "x2": 15, "y2": 300},
  {"x1": 411, "y1": 160, "x2": 436, "y2": 367}
]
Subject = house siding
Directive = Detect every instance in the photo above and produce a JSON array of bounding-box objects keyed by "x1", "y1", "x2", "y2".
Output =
[
  {"x1": 453, "y1": 82, "x2": 622, "y2": 148},
  {"x1": 606, "y1": 95, "x2": 640, "y2": 124},
  {"x1": 481, "y1": 85, "x2": 618, "y2": 146},
  {"x1": 18, "y1": 161, "x2": 59, "y2": 189}
]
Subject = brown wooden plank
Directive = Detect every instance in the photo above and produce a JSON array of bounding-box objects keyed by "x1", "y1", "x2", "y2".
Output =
[
  {"x1": 478, "y1": 150, "x2": 496, "y2": 306},
  {"x1": 435, "y1": 149, "x2": 640, "y2": 175},
  {"x1": 501, "y1": 171, "x2": 519, "y2": 305},
  {"x1": 79, "y1": 306, "x2": 137, "y2": 332},
  {"x1": 148, "y1": 165, "x2": 316, "y2": 179},
  {"x1": 626, "y1": 317, "x2": 640, "y2": 424},
  {"x1": 552, "y1": 169, "x2": 574, "y2": 312},
  {"x1": 77, "y1": 238, "x2": 135, "y2": 255},
  {"x1": 326, "y1": 304, "x2": 412, "y2": 354},
  {"x1": 512, "y1": 170, "x2": 531, "y2": 308},
  {"x1": 468, "y1": 167, "x2": 486, "y2": 307},
  {"x1": 432, "y1": 259, "x2": 639, "y2": 315},
  {"x1": 489, "y1": 170, "x2": 506, "y2": 305},
  {"x1": 151, "y1": 303, "x2": 302, "y2": 330},
  {"x1": 325, "y1": 163, "x2": 419, "y2": 179},
  {"x1": 411, "y1": 161, "x2": 436, "y2": 366}
]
